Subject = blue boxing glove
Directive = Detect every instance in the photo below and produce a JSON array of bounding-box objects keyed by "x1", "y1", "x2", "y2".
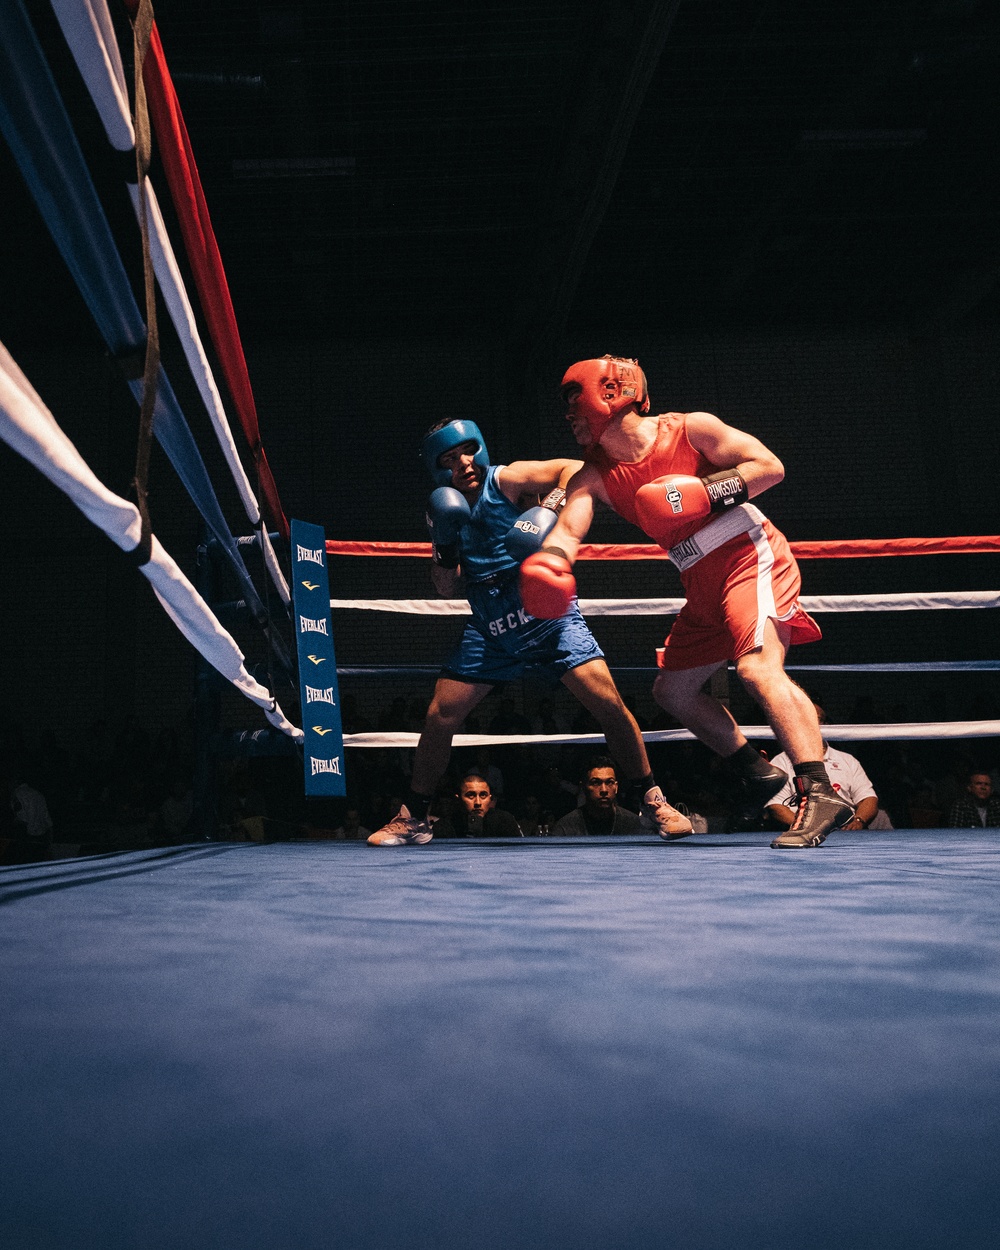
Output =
[
  {"x1": 504, "y1": 505, "x2": 560, "y2": 563},
  {"x1": 426, "y1": 487, "x2": 470, "y2": 568}
]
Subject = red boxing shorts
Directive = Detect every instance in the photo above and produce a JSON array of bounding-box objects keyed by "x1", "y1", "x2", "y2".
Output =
[{"x1": 658, "y1": 516, "x2": 821, "y2": 671}]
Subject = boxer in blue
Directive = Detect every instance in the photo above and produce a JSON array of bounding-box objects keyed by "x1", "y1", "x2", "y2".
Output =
[{"x1": 368, "y1": 418, "x2": 692, "y2": 845}]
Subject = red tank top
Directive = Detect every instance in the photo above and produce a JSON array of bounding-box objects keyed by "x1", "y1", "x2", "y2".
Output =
[{"x1": 589, "y1": 414, "x2": 716, "y2": 545}]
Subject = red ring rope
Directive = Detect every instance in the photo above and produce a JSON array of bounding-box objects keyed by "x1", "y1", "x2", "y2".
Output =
[{"x1": 325, "y1": 536, "x2": 1000, "y2": 560}]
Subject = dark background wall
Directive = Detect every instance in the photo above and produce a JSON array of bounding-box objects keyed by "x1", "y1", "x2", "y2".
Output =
[
  {"x1": 3, "y1": 0, "x2": 999, "y2": 750},
  {"x1": 5, "y1": 319, "x2": 998, "y2": 744}
]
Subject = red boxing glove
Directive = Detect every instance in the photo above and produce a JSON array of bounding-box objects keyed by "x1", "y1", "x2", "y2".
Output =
[
  {"x1": 520, "y1": 548, "x2": 576, "y2": 619},
  {"x1": 635, "y1": 475, "x2": 712, "y2": 545}
]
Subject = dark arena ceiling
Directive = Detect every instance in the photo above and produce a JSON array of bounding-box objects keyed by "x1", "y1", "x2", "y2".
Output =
[{"x1": 3, "y1": 0, "x2": 998, "y2": 348}]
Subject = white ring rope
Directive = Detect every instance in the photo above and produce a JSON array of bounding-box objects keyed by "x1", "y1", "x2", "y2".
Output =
[
  {"x1": 345, "y1": 721, "x2": 1000, "y2": 749},
  {"x1": 0, "y1": 339, "x2": 303, "y2": 742},
  {"x1": 330, "y1": 591, "x2": 1000, "y2": 616},
  {"x1": 49, "y1": 0, "x2": 133, "y2": 148},
  {"x1": 333, "y1": 590, "x2": 998, "y2": 747}
]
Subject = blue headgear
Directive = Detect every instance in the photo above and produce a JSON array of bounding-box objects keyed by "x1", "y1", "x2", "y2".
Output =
[{"x1": 421, "y1": 419, "x2": 490, "y2": 487}]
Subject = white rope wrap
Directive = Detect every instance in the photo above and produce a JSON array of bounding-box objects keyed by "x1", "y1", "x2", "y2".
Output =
[
  {"x1": 0, "y1": 339, "x2": 302, "y2": 742},
  {"x1": 330, "y1": 591, "x2": 1000, "y2": 615},
  {"x1": 344, "y1": 721, "x2": 1000, "y2": 748},
  {"x1": 49, "y1": 0, "x2": 133, "y2": 149}
]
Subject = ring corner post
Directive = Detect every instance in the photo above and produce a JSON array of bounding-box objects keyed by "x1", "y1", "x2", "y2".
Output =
[{"x1": 290, "y1": 520, "x2": 346, "y2": 799}]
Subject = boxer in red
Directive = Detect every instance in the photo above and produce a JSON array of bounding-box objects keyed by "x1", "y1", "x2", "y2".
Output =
[{"x1": 520, "y1": 355, "x2": 853, "y2": 849}]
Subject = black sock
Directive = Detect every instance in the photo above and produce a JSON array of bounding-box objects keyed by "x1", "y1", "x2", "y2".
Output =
[
  {"x1": 624, "y1": 772, "x2": 655, "y2": 810},
  {"x1": 793, "y1": 760, "x2": 830, "y2": 785},
  {"x1": 406, "y1": 789, "x2": 433, "y2": 820},
  {"x1": 724, "y1": 742, "x2": 776, "y2": 779}
]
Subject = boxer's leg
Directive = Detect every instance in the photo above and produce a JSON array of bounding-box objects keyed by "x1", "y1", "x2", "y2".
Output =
[
  {"x1": 561, "y1": 659, "x2": 649, "y2": 779},
  {"x1": 653, "y1": 660, "x2": 743, "y2": 756},
  {"x1": 734, "y1": 619, "x2": 822, "y2": 763},
  {"x1": 564, "y1": 660, "x2": 691, "y2": 838},
  {"x1": 734, "y1": 620, "x2": 852, "y2": 848},
  {"x1": 412, "y1": 676, "x2": 493, "y2": 793},
  {"x1": 368, "y1": 676, "x2": 492, "y2": 846},
  {"x1": 654, "y1": 654, "x2": 788, "y2": 830}
]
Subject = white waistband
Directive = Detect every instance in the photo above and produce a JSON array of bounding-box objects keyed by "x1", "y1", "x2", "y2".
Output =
[{"x1": 667, "y1": 503, "x2": 766, "y2": 571}]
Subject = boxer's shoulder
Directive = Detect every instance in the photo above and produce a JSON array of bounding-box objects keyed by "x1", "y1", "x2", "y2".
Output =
[{"x1": 497, "y1": 457, "x2": 572, "y2": 503}]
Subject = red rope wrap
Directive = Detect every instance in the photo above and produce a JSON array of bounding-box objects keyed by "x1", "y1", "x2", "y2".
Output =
[{"x1": 325, "y1": 536, "x2": 1000, "y2": 559}]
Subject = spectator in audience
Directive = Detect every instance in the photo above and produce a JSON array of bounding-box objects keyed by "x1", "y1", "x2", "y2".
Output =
[
  {"x1": 767, "y1": 704, "x2": 881, "y2": 832},
  {"x1": 948, "y1": 772, "x2": 1000, "y2": 828},
  {"x1": 221, "y1": 765, "x2": 267, "y2": 840},
  {"x1": 5, "y1": 765, "x2": 54, "y2": 859},
  {"x1": 848, "y1": 695, "x2": 879, "y2": 724},
  {"x1": 405, "y1": 699, "x2": 429, "y2": 733},
  {"x1": 433, "y1": 772, "x2": 521, "y2": 838},
  {"x1": 907, "y1": 783, "x2": 943, "y2": 829},
  {"x1": 532, "y1": 697, "x2": 567, "y2": 736},
  {"x1": 377, "y1": 696, "x2": 409, "y2": 731},
  {"x1": 488, "y1": 697, "x2": 532, "y2": 735},
  {"x1": 721, "y1": 744, "x2": 776, "y2": 832},
  {"x1": 155, "y1": 777, "x2": 193, "y2": 843},
  {"x1": 515, "y1": 792, "x2": 548, "y2": 836},
  {"x1": 529, "y1": 697, "x2": 567, "y2": 770},
  {"x1": 340, "y1": 695, "x2": 374, "y2": 734},
  {"x1": 472, "y1": 746, "x2": 505, "y2": 806},
  {"x1": 933, "y1": 752, "x2": 976, "y2": 817},
  {"x1": 550, "y1": 757, "x2": 644, "y2": 836},
  {"x1": 333, "y1": 807, "x2": 373, "y2": 840},
  {"x1": 535, "y1": 763, "x2": 579, "y2": 823},
  {"x1": 570, "y1": 703, "x2": 601, "y2": 734}
]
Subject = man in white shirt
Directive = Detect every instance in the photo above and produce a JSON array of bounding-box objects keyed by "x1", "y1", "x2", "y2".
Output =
[{"x1": 767, "y1": 705, "x2": 880, "y2": 832}]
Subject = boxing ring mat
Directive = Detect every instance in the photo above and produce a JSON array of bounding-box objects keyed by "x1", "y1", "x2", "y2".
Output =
[{"x1": 2, "y1": 830, "x2": 999, "y2": 1249}]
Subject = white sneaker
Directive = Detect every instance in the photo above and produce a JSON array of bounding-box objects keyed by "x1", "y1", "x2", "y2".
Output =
[
  {"x1": 641, "y1": 786, "x2": 693, "y2": 840},
  {"x1": 367, "y1": 805, "x2": 434, "y2": 846}
]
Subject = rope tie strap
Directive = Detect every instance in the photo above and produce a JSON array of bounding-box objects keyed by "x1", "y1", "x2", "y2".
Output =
[{"x1": 126, "y1": 0, "x2": 157, "y2": 568}]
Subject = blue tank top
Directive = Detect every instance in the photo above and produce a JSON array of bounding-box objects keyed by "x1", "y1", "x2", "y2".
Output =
[{"x1": 459, "y1": 465, "x2": 522, "y2": 583}]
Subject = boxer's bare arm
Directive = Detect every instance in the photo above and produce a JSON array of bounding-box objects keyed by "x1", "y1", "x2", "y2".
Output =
[
  {"x1": 497, "y1": 458, "x2": 583, "y2": 506},
  {"x1": 685, "y1": 412, "x2": 784, "y2": 497},
  {"x1": 539, "y1": 464, "x2": 605, "y2": 563}
]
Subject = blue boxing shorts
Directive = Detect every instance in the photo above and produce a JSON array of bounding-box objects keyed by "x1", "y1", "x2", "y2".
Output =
[{"x1": 442, "y1": 574, "x2": 603, "y2": 685}]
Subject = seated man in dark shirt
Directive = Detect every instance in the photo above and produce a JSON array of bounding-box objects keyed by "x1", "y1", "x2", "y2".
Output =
[
  {"x1": 434, "y1": 772, "x2": 522, "y2": 838},
  {"x1": 948, "y1": 771, "x2": 1000, "y2": 828},
  {"x1": 550, "y1": 756, "x2": 644, "y2": 836}
]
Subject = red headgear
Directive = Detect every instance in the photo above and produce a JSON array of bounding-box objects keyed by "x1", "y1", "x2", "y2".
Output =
[{"x1": 560, "y1": 355, "x2": 650, "y2": 440}]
